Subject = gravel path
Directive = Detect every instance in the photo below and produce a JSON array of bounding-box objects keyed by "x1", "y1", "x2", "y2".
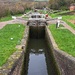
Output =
[
  {"x1": 0, "y1": 11, "x2": 32, "y2": 29},
  {"x1": 48, "y1": 19, "x2": 75, "y2": 35},
  {"x1": 0, "y1": 20, "x2": 14, "y2": 29},
  {"x1": 0, "y1": 18, "x2": 27, "y2": 29},
  {"x1": 61, "y1": 20, "x2": 75, "y2": 34},
  {"x1": 0, "y1": 14, "x2": 75, "y2": 35}
]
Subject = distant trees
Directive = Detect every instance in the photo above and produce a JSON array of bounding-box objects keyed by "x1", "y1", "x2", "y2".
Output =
[
  {"x1": 0, "y1": 2, "x2": 25, "y2": 18},
  {"x1": 49, "y1": 0, "x2": 75, "y2": 10},
  {"x1": 0, "y1": 4, "x2": 10, "y2": 18},
  {"x1": 0, "y1": 1, "x2": 34, "y2": 18},
  {"x1": 49, "y1": 0, "x2": 59, "y2": 9},
  {"x1": 0, "y1": 1, "x2": 48, "y2": 18}
]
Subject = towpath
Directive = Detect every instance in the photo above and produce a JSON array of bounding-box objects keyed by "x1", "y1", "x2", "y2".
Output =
[
  {"x1": 48, "y1": 18, "x2": 75, "y2": 35},
  {"x1": 0, "y1": 13, "x2": 75, "y2": 35},
  {"x1": 0, "y1": 10, "x2": 33, "y2": 29},
  {"x1": 0, "y1": 17, "x2": 27, "y2": 29}
]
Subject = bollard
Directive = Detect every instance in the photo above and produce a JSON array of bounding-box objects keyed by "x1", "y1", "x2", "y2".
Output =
[
  {"x1": 57, "y1": 20, "x2": 60, "y2": 27},
  {"x1": 56, "y1": 22, "x2": 58, "y2": 28},
  {"x1": 56, "y1": 20, "x2": 60, "y2": 28}
]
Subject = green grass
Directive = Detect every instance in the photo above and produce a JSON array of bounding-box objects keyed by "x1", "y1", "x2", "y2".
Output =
[
  {"x1": 23, "y1": 16, "x2": 29, "y2": 20},
  {"x1": 63, "y1": 19, "x2": 75, "y2": 30},
  {"x1": 0, "y1": 16, "x2": 13, "y2": 22},
  {"x1": 62, "y1": 15, "x2": 75, "y2": 29},
  {"x1": 62, "y1": 15, "x2": 75, "y2": 30},
  {"x1": 25, "y1": 9, "x2": 31, "y2": 13},
  {"x1": 39, "y1": 10, "x2": 46, "y2": 14},
  {"x1": 49, "y1": 24, "x2": 75, "y2": 57},
  {"x1": 0, "y1": 10, "x2": 31, "y2": 22},
  {"x1": 0, "y1": 24, "x2": 25, "y2": 66},
  {"x1": 49, "y1": 10, "x2": 71, "y2": 18},
  {"x1": 49, "y1": 10, "x2": 75, "y2": 30},
  {"x1": 14, "y1": 14, "x2": 23, "y2": 17},
  {"x1": 50, "y1": 10, "x2": 75, "y2": 19},
  {"x1": 62, "y1": 15, "x2": 75, "y2": 20}
]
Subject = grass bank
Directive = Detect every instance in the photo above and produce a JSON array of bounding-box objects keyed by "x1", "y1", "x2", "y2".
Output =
[
  {"x1": 62, "y1": 15, "x2": 75, "y2": 30},
  {"x1": 25, "y1": 9, "x2": 31, "y2": 13},
  {"x1": 49, "y1": 10, "x2": 75, "y2": 30},
  {"x1": 0, "y1": 24, "x2": 25, "y2": 66},
  {"x1": 0, "y1": 16, "x2": 12, "y2": 22},
  {"x1": 49, "y1": 24, "x2": 75, "y2": 57},
  {"x1": 0, "y1": 9, "x2": 31, "y2": 22}
]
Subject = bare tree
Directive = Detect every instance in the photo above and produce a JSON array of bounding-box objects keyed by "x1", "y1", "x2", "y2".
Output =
[{"x1": 49, "y1": 0, "x2": 75, "y2": 10}]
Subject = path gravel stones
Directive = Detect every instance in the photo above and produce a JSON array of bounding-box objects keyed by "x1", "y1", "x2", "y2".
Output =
[
  {"x1": 61, "y1": 20, "x2": 75, "y2": 34},
  {"x1": 48, "y1": 19, "x2": 75, "y2": 35},
  {"x1": 0, "y1": 15, "x2": 27, "y2": 29},
  {"x1": 0, "y1": 14, "x2": 75, "y2": 35}
]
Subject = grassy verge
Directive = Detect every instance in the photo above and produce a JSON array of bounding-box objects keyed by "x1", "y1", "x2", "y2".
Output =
[
  {"x1": 25, "y1": 9, "x2": 31, "y2": 13},
  {"x1": 0, "y1": 16, "x2": 13, "y2": 22},
  {"x1": 23, "y1": 16, "x2": 29, "y2": 20},
  {"x1": 39, "y1": 10, "x2": 46, "y2": 14},
  {"x1": 0, "y1": 24, "x2": 25, "y2": 66},
  {"x1": 13, "y1": 10, "x2": 31, "y2": 17},
  {"x1": 22, "y1": 9, "x2": 31, "y2": 20},
  {"x1": 62, "y1": 15, "x2": 75, "y2": 29},
  {"x1": 63, "y1": 19, "x2": 75, "y2": 30},
  {"x1": 14, "y1": 14, "x2": 23, "y2": 17},
  {"x1": 49, "y1": 11, "x2": 75, "y2": 30},
  {"x1": 0, "y1": 14, "x2": 23, "y2": 22},
  {"x1": 49, "y1": 10, "x2": 71, "y2": 18},
  {"x1": 49, "y1": 24, "x2": 75, "y2": 57},
  {"x1": 0, "y1": 9, "x2": 31, "y2": 22}
]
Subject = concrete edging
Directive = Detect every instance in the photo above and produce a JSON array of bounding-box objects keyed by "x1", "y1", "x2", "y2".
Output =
[
  {"x1": 0, "y1": 26, "x2": 29, "y2": 75},
  {"x1": 45, "y1": 26, "x2": 75, "y2": 75}
]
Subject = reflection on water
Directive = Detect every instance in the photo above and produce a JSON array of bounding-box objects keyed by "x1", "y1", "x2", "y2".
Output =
[
  {"x1": 27, "y1": 39, "x2": 48, "y2": 75},
  {"x1": 21, "y1": 39, "x2": 60, "y2": 75}
]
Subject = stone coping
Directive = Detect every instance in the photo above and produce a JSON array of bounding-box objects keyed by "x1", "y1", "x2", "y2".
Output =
[{"x1": 0, "y1": 26, "x2": 29, "y2": 75}]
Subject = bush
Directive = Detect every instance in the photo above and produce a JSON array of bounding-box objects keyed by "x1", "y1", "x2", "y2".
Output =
[
  {"x1": 59, "y1": 6, "x2": 69, "y2": 10},
  {"x1": 0, "y1": 2, "x2": 25, "y2": 18},
  {"x1": 9, "y1": 4, "x2": 24, "y2": 15},
  {"x1": 0, "y1": 2, "x2": 34, "y2": 18},
  {"x1": 0, "y1": 4, "x2": 10, "y2": 18}
]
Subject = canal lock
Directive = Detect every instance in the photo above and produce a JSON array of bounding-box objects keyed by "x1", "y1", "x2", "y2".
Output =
[{"x1": 21, "y1": 25, "x2": 61, "y2": 75}]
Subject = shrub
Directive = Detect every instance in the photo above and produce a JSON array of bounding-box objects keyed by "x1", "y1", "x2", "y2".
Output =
[
  {"x1": 9, "y1": 3, "x2": 24, "y2": 15},
  {"x1": 0, "y1": 4, "x2": 10, "y2": 18}
]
